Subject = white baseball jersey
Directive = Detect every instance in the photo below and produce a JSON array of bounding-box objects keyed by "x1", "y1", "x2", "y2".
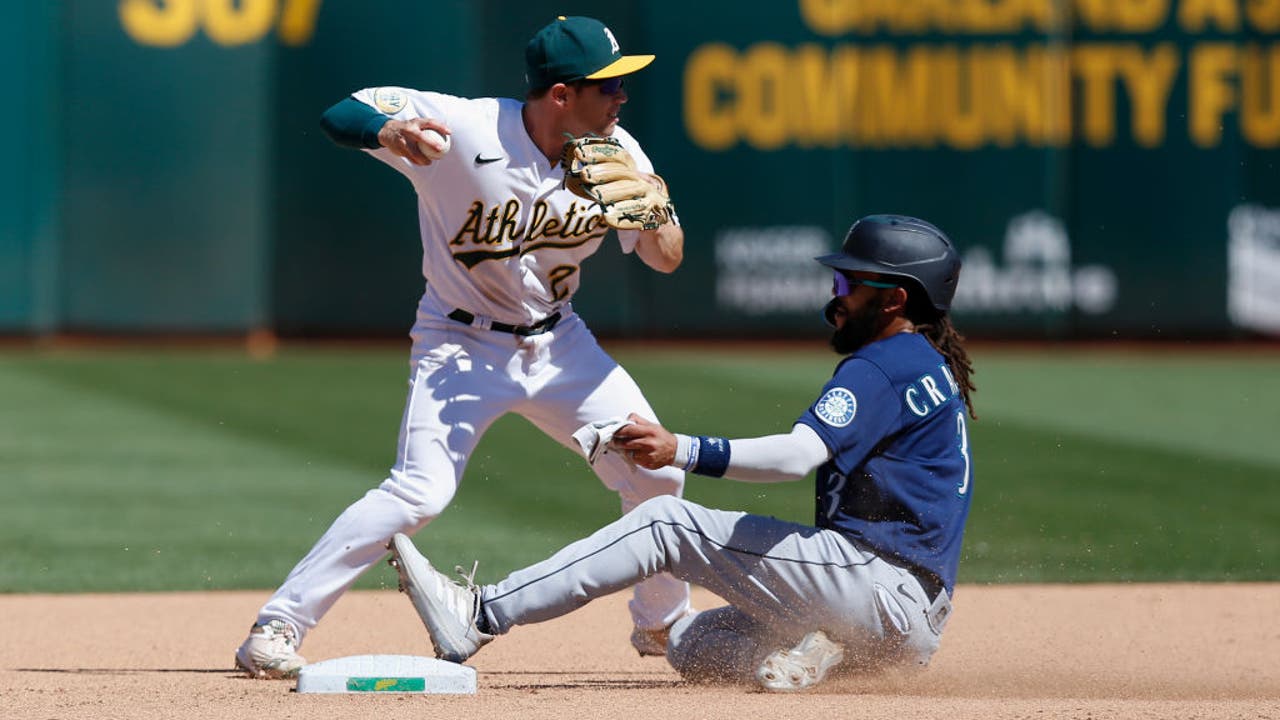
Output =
[
  {"x1": 255, "y1": 87, "x2": 692, "y2": 644},
  {"x1": 353, "y1": 86, "x2": 654, "y2": 327}
]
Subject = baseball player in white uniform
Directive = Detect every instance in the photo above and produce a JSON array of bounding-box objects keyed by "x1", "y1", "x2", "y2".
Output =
[{"x1": 234, "y1": 16, "x2": 690, "y2": 678}]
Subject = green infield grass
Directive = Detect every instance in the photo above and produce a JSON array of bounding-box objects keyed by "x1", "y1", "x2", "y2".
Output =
[{"x1": 0, "y1": 343, "x2": 1276, "y2": 593}]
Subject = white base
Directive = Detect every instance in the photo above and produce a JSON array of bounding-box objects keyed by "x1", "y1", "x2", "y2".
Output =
[{"x1": 295, "y1": 654, "x2": 476, "y2": 694}]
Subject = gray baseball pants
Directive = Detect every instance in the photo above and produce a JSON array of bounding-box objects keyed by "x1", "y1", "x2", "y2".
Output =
[{"x1": 480, "y1": 495, "x2": 950, "y2": 683}]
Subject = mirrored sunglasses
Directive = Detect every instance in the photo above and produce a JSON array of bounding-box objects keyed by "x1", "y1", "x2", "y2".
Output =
[
  {"x1": 591, "y1": 77, "x2": 625, "y2": 95},
  {"x1": 832, "y1": 271, "x2": 897, "y2": 297}
]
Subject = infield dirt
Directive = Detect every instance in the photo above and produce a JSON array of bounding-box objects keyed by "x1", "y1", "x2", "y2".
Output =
[{"x1": 2, "y1": 584, "x2": 1276, "y2": 719}]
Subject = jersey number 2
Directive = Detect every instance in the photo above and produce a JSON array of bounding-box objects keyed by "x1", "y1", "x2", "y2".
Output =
[{"x1": 549, "y1": 265, "x2": 578, "y2": 302}]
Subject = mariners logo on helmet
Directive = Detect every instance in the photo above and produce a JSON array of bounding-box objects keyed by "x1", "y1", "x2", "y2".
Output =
[{"x1": 815, "y1": 388, "x2": 857, "y2": 427}]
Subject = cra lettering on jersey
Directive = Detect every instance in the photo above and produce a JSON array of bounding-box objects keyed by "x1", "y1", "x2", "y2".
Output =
[
  {"x1": 449, "y1": 198, "x2": 609, "y2": 268},
  {"x1": 815, "y1": 387, "x2": 857, "y2": 427},
  {"x1": 904, "y1": 364, "x2": 961, "y2": 417}
]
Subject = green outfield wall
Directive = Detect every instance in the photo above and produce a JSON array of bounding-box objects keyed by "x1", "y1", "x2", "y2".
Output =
[
  {"x1": 2, "y1": 0, "x2": 1278, "y2": 338},
  {"x1": 0, "y1": 3, "x2": 60, "y2": 333}
]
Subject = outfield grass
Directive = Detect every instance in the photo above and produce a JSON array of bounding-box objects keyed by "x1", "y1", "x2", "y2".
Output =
[{"x1": 0, "y1": 343, "x2": 1276, "y2": 593}]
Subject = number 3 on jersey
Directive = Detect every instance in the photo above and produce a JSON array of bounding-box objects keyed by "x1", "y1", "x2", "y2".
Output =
[
  {"x1": 822, "y1": 471, "x2": 847, "y2": 521},
  {"x1": 824, "y1": 411, "x2": 970, "y2": 517}
]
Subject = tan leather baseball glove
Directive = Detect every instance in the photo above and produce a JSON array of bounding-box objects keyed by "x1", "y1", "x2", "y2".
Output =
[{"x1": 561, "y1": 135, "x2": 676, "y2": 231}]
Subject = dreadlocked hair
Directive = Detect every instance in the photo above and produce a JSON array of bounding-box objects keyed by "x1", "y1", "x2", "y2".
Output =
[{"x1": 916, "y1": 315, "x2": 977, "y2": 420}]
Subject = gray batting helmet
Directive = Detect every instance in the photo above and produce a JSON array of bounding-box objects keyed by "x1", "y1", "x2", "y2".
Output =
[{"x1": 816, "y1": 214, "x2": 962, "y2": 319}]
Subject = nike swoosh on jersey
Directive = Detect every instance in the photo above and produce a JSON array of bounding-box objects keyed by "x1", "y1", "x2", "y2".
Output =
[{"x1": 474, "y1": 154, "x2": 504, "y2": 165}]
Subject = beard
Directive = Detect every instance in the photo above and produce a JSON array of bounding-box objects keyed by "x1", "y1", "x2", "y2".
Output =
[{"x1": 829, "y1": 297, "x2": 885, "y2": 354}]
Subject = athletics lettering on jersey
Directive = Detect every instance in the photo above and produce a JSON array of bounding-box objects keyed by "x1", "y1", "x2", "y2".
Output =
[
  {"x1": 352, "y1": 87, "x2": 654, "y2": 320},
  {"x1": 449, "y1": 198, "x2": 608, "y2": 268},
  {"x1": 526, "y1": 201, "x2": 606, "y2": 242},
  {"x1": 450, "y1": 200, "x2": 522, "y2": 248}
]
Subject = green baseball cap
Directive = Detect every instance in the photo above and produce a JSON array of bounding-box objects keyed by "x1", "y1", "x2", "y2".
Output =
[{"x1": 525, "y1": 16, "x2": 655, "y2": 91}]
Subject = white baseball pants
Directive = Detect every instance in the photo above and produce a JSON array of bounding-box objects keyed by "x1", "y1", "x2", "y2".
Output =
[{"x1": 258, "y1": 312, "x2": 690, "y2": 641}]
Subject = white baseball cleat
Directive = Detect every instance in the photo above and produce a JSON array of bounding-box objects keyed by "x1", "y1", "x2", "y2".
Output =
[
  {"x1": 387, "y1": 533, "x2": 493, "y2": 664},
  {"x1": 234, "y1": 619, "x2": 306, "y2": 679},
  {"x1": 755, "y1": 630, "x2": 844, "y2": 692}
]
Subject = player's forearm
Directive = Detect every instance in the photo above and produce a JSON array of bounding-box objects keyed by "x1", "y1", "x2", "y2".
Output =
[
  {"x1": 634, "y1": 224, "x2": 683, "y2": 273},
  {"x1": 674, "y1": 423, "x2": 831, "y2": 483},
  {"x1": 320, "y1": 97, "x2": 389, "y2": 150}
]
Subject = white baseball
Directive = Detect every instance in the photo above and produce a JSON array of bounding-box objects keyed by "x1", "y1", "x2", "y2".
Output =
[{"x1": 417, "y1": 129, "x2": 451, "y2": 160}]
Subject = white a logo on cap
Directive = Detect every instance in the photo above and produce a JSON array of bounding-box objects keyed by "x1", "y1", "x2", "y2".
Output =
[{"x1": 603, "y1": 27, "x2": 620, "y2": 53}]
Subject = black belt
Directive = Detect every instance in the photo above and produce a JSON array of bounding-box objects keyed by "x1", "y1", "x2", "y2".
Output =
[
  {"x1": 916, "y1": 573, "x2": 946, "y2": 604},
  {"x1": 448, "y1": 309, "x2": 562, "y2": 336}
]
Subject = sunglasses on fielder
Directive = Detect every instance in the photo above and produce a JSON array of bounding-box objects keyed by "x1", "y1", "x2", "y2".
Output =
[
  {"x1": 577, "y1": 76, "x2": 625, "y2": 95},
  {"x1": 832, "y1": 271, "x2": 897, "y2": 297}
]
